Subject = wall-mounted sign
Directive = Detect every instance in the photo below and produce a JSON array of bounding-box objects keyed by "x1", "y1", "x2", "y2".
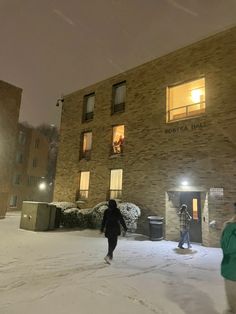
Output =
[
  {"x1": 165, "y1": 122, "x2": 207, "y2": 134},
  {"x1": 210, "y1": 187, "x2": 224, "y2": 198}
]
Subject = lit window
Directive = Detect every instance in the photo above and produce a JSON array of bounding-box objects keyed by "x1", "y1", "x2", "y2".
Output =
[
  {"x1": 83, "y1": 93, "x2": 95, "y2": 122},
  {"x1": 78, "y1": 171, "x2": 90, "y2": 199},
  {"x1": 167, "y1": 78, "x2": 205, "y2": 122},
  {"x1": 112, "y1": 82, "x2": 126, "y2": 113},
  {"x1": 81, "y1": 132, "x2": 92, "y2": 160},
  {"x1": 110, "y1": 169, "x2": 123, "y2": 199},
  {"x1": 112, "y1": 125, "x2": 124, "y2": 155},
  {"x1": 192, "y1": 198, "x2": 198, "y2": 220},
  {"x1": 9, "y1": 195, "x2": 17, "y2": 207}
]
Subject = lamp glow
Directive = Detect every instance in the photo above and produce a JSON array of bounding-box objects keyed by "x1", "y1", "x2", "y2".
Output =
[
  {"x1": 39, "y1": 182, "x2": 47, "y2": 191},
  {"x1": 191, "y1": 89, "x2": 201, "y2": 103},
  {"x1": 181, "y1": 180, "x2": 188, "y2": 186}
]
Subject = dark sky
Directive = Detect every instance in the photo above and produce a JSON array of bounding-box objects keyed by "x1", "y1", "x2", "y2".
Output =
[{"x1": 0, "y1": 0, "x2": 236, "y2": 127}]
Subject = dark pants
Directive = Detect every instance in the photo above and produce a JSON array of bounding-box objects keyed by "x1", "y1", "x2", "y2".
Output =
[{"x1": 107, "y1": 236, "x2": 118, "y2": 259}]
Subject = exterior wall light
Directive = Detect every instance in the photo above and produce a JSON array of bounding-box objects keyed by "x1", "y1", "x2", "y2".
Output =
[
  {"x1": 181, "y1": 180, "x2": 189, "y2": 186},
  {"x1": 39, "y1": 182, "x2": 47, "y2": 191}
]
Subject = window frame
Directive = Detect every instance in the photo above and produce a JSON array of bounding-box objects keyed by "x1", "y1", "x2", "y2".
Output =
[
  {"x1": 32, "y1": 158, "x2": 37, "y2": 168},
  {"x1": 111, "y1": 124, "x2": 125, "y2": 156},
  {"x1": 80, "y1": 131, "x2": 92, "y2": 160},
  {"x1": 82, "y1": 92, "x2": 95, "y2": 123},
  {"x1": 109, "y1": 168, "x2": 123, "y2": 199},
  {"x1": 77, "y1": 171, "x2": 90, "y2": 200},
  {"x1": 9, "y1": 195, "x2": 17, "y2": 207},
  {"x1": 166, "y1": 77, "x2": 206, "y2": 123},
  {"x1": 111, "y1": 81, "x2": 126, "y2": 114}
]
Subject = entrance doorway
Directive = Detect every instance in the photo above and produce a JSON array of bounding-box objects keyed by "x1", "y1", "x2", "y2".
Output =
[{"x1": 180, "y1": 192, "x2": 202, "y2": 243}]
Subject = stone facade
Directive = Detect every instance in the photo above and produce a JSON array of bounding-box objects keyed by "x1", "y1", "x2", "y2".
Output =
[
  {"x1": 0, "y1": 80, "x2": 22, "y2": 218},
  {"x1": 54, "y1": 27, "x2": 236, "y2": 247},
  {"x1": 9, "y1": 124, "x2": 51, "y2": 211}
]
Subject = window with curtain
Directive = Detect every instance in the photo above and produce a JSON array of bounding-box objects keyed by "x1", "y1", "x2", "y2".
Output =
[
  {"x1": 83, "y1": 93, "x2": 95, "y2": 121},
  {"x1": 110, "y1": 169, "x2": 123, "y2": 199},
  {"x1": 167, "y1": 78, "x2": 205, "y2": 122},
  {"x1": 79, "y1": 171, "x2": 90, "y2": 199},
  {"x1": 112, "y1": 82, "x2": 126, "y2": 113},
  {"x1": 81, "y1": 131, "x2": 92, "y2": 159},
  {"x1": 112, "y1": 125, "x2": 124, "y2": 154}
]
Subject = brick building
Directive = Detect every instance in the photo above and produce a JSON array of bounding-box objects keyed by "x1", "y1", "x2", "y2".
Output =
[
  {"x1": 0, "y1": 80, "x2": 22, "y2": 218},
  {"x1": 9, "y1": 123, "x2": 51, "y2": 211},
  {"x1": 54, "y1": 27, "x2": 236, "y2": 246}
]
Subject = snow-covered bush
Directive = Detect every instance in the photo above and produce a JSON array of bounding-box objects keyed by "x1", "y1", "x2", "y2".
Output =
[
  {"x1": 61, "y1": 208, "x2": 87, "y2": 228},
  {"x1": 50, "y1": 202, "x2": 77, "y2": 212},
  {"x1": 90, "y1": 202, "x2": 109, "y2": 229},
  {"x1": 55, "y1": 201, "x2": 141, "y2": 231},
  {"x1": 90, "y1": 201, "x2": 141, "y2": 232},
  {"x1": 119, "y1": 202, "x2": 141, "y2": 232}
]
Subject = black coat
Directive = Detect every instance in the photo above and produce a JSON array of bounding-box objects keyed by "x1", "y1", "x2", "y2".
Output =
[{"x1": 101, "y1": 207, "x2": 127, "y2": 238}]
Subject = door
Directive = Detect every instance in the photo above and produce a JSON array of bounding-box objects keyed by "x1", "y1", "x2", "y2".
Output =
[{"x1": 180, "y1": 192, "x2": 202, "y2": 243}]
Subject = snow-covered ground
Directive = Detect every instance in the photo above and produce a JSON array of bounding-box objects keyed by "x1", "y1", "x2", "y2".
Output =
[{"x1": 1, "y1": 212, "x2": 226, "y2": 314}]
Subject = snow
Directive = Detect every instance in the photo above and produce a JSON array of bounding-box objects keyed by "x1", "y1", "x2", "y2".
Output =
[{"x1": 0, "y1": 212, "x2": 226, "y2": 314}]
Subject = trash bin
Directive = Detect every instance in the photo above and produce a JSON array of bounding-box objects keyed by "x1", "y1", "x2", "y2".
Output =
[
  {"x1": 20, "y1": 202, "x2": 56, "y2": 231},
  {"x1": 54, "y1": 207, "x2": 62, "y2": 228},
  {"x1": 148, "y1": 216, "x2": 164, "y2": 241}
]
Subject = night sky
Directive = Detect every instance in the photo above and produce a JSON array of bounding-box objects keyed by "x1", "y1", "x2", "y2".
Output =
[{"x1": 0, "y1": 0, "x2": 236, "y2": 127}]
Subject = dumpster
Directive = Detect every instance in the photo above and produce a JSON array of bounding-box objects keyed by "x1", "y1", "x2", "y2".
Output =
[
  {"x1": 20, "y1": 201, "x2": 56, "y2": 231},
  {"x1": 148, "y1": 216, "x2": 164, "y2": 241}
]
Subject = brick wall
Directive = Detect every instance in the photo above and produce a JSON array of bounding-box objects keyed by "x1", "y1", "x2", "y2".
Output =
[
  {"x1": 54, "y1": 27, "x2": 236, "y2": 246},
  {"x1": 0, "y1": 81, "x2": 22, "y2": 218}
]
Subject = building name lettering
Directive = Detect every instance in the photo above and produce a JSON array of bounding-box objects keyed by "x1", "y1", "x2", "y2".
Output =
[{"x1": 165, "y1": 122, "x2": 207, "y2": 134}]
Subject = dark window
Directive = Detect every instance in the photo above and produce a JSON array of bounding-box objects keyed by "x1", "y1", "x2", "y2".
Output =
[
  {"x1": 9, "y1": 195, "x2": 17, "y2": 207},
  {"x1": 18, "y1": 131, "x2": 26, "y2": 145},
  {"x1": 16, "y1": 152, "x2": 23, "y2": 163},
  {"x1": 83, "y1": 93, "x2": 95, "y2": 122},
  {"x1": 32, "y1": 158, "x2": 37, "y2": 168},
  {"x1": 13, "y1": 174, "x2": 21, "y2": 185},
  {"x1": 35, "y1": 138, "x2": 40, "y2": 148},
  {"x1": 112, "y1": 82, "x2": 126, "y2": 114}
]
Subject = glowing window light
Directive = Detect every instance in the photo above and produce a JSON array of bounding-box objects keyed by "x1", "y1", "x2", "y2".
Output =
[{"x1": 191, "y1": 89, "x2": 202, "y2": 103}]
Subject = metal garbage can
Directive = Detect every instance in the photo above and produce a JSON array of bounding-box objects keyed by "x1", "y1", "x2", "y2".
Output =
[
  {"x1": 54, "y1": 207, "x2": 62, "y2": 228},
  {"x1": 148, "y1": 216, "x2": 164, "y2": 241}
]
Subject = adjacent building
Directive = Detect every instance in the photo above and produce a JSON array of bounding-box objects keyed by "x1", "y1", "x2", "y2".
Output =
[
  {"x1": 9, "y1": 123, "x2": 50, "y2": 211},
  {"x1": 54, "y1": 27, "x2": 236, "y2": 246},
  {"x1": 0, "y1": 80, "x2": 22, "y2": 218}
]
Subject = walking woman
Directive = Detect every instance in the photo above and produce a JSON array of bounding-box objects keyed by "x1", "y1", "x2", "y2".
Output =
[{"x1": 101, "y1": 199, "x2": 127, "y2": 264}]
